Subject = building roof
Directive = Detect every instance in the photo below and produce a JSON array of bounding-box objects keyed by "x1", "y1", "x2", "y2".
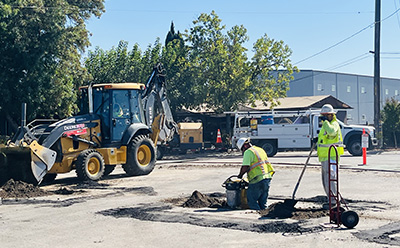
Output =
[{"x1": 237, "y1": 95, "x2": 352, "y2": 111}]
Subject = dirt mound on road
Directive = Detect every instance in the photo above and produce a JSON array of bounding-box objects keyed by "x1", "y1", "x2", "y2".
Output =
[
  {"x1": 182, "y1": 191, "x2": 226, "y2": 208},
  {"x1": 0, "y1": 179, "x2": 51, "y2": 198},
  {"x1": 260, "y1": 202, "x2": 327, "y2": 219}
]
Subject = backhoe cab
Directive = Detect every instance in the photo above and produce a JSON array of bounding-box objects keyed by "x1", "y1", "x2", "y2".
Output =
[{"x1": 0, "y1": 63, "x2": 176, "y2": 186}]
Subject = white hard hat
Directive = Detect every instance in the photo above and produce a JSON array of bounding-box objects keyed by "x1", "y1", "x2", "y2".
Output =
[
  {"x1": 320, "y1": 104, "x2": 336, "y2": 114},
  {"x1": 236, "y1": 137, "x2": 250, "y2": 150}
]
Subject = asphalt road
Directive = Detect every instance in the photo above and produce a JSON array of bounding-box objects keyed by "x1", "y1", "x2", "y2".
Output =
[{"x1": 0, "y1": 150, "x2": 399, "y2": 248}]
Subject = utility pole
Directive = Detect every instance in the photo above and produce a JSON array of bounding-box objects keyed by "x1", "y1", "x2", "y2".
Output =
[{"x1": 374, "y1": 0, "x2": 382, "y2": 147}]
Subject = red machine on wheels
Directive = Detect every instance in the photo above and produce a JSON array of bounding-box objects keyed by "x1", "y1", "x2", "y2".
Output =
[{"x1": 328, "y1": 145, "x2": 359, "y2": 229}]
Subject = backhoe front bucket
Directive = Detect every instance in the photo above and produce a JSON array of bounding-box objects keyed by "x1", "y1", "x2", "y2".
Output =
[{"x1": 0, "y1": 140, "x2": 57, "y2": 186}]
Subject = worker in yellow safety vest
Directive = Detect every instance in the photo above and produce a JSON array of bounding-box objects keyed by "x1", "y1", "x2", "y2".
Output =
[
  {"x1": 317, "y1": 104, "x2": 344, "y2": 207},
  {"x1": 237, "y1": 138, "x2": 275, "y2": 210}
]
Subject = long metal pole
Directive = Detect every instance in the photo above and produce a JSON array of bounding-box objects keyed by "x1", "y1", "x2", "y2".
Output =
[{"x1": 374, "y1": 0, "x2": 382, "y2": 147}]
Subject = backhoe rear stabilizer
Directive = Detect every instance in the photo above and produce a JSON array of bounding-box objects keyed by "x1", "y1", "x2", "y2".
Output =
[{"x1": 0, "y1": 140, "x2": 57, "y2": 186}]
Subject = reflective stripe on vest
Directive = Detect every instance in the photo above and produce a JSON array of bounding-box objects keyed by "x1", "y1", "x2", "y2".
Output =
[
  {"x1": 318, "y1": 141, "x2": 344, "y2": 147},
  {"x1": 248, "y1": 147, "x2": 274, "y2": 181}
]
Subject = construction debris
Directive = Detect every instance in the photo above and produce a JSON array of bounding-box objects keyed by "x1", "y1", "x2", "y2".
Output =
[
  {"x1": 260, "y1": 202, "x2": 328, "y2": 220},
  {"x1": 0, "y1": 179, "x2": 50, "y2": 198},
  {"x1": 182, "y1": 191, "x2": 226, "y2": 208}
]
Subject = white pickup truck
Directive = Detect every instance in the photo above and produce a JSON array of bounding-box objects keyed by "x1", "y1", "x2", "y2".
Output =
[{"x1": 231, "y1": 110, "x2": 377, "y2": 157}]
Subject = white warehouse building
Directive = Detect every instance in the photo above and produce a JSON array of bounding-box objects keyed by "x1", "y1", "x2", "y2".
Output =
[{"x1": 286, "y1": 70, "x2": 400, "y2": 125}]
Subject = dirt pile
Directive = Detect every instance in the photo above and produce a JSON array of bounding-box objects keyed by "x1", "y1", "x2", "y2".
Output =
[
  {"x1": 182, "y1": 191, "x2": 226, "y2": 208},
  {"x1": 0, "y1": 179, "x2": 50, "y2": 198},
  {"x1": 260, "y1": 202, "x2": 327, "y2": 219},
  {"x1": 261, "y1": 202, "x2": 296, "y2": 219},
  {"x1": 53, "y1": 187, "x2": 75, "y2": 195}
]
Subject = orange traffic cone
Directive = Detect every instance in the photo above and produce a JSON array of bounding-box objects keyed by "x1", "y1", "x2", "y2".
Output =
[{"x1": 216, "y1": 129, "x2": 222, "y2": 144}]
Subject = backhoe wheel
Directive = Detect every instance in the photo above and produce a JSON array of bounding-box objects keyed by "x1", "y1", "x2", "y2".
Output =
[
  {"x1": 123, "y1": 135, "x2": 156, "y2": 176},
  {"x1": 75, "y1": 149, "x2": 105, "y2": 181}
]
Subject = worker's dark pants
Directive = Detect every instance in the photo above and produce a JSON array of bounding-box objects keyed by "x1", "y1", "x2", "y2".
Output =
[{"x1": 246, "y1": 178, "x2": 271, "y2": 210}]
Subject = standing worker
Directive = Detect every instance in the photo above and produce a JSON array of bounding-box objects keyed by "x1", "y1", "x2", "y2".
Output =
[
  {"x1": 317, "y1": 104, "x2": 344, "y2": 207},
  {"x1": 237, "y1": 138, "x2": 275, "y2": 210}
]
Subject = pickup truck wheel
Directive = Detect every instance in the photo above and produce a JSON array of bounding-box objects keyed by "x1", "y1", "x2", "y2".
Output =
[
  {"x1": 262, "y1": 141, "x2": 277, "y2": 157},
  {"x1": 347, "y1": 139, "x2": 362, "y2": 156},
  {"x1": 123, "y1": 135, "x2": 156, "y2": 176}
]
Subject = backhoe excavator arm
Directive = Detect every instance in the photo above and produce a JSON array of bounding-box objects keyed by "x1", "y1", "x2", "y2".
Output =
[{"x1": 142, "y1": 63, "x2": 178, "y2": 144}]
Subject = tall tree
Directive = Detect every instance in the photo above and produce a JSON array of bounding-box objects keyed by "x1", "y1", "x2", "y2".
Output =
[
  {"x1": 0, "y1": 0, "x2": 105, "y2": 130},
  {"x1": 161, "y1": 23, "x2": 191, "y2": 112},
  {"x1": 185, "y1": 11, "x2": 297, "y2": 112},
  {"x1": 84, "y1": 11, "x2": 297, "y2": 114},
  {"x1": 85, "y1": 39, "x2": 163, "y2": 84}
]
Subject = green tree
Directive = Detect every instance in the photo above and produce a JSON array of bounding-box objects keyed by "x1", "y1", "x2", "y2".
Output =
[
  {"x1": 0, "y1": 0, "x2": 105, "y2": 130},
  {"x1": 84, "y1": 11, "x2": 297, "y2": 114},
  {"x1": 161, "y1": 23, "x2": 192, "y2": 112},
  {"x1": 86, "y1": 39, "x2": 163, "y2": 84},
  {"x1": 184, "y1": 11, "x2": 297, "y2": 112},
  {"x1": 382, "y1": 98, "x2": 400, "y2": 148}
]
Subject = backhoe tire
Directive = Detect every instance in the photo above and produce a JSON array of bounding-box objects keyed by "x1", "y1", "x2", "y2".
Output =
[
  {"x1": 123, "y1": 135, "x2": 156, "y2": 176},
  {"x1": 75, "y1": 149, "x2": 105, "y2": 181}
]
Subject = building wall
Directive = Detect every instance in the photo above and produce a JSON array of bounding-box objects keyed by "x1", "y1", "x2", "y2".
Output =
[
  {"x1": 287, "y1": 70, "x2": 400, "y2": 125},
  {"x1": 288, "y1": 71, "x2": 314, "y2": 96}
]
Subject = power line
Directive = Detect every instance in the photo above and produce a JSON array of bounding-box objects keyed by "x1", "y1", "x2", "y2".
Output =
[
  {"x1": 325, "y1": 53, "x2": 372, "y2": 71},
  {"x1": 395, "y1": 0, "x2": 400, "y2": 29},
  {"x1": 381, "y1": 52, "x2": 400, "y2": 54},
  {"x1": 294, "y1": 6, "x2": 400, "y2": 65}
]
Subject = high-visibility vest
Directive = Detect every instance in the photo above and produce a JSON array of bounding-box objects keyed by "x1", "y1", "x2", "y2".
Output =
[
  {"x1": 317, "y1": 117, "x2": 344, "y2": 161},
  {"x1": 247, "y1": 147, "x2": 275, "y2": 183}
]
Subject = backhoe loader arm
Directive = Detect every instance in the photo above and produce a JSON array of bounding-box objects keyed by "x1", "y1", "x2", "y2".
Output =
[{"x1": 142, "y1": 63, "x2": 178, "y2": 144}]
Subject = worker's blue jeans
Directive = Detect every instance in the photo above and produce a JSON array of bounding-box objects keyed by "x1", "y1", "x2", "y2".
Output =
[{"x1": 246, "y1": 178, "x2": 271, "y2": 210}]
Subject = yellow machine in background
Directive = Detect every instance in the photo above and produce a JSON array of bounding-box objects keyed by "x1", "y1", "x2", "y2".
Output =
[
  {"x1": 178, "y1": 122, "x2": 203, "y2": 151},
  {"x1": 0, "y1": 63, "x2": 178, "y2": 185}
]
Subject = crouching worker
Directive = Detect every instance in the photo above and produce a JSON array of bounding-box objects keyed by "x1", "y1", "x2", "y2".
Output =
[{"x1": 236, "y1": 138, "x2": 275, "y2": 210}]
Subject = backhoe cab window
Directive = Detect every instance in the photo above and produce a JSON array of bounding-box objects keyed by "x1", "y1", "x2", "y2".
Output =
[
  {"x1": 111, "y1": 89, "x2": 145, "y2": 124},
  {"x1": 112, "y1": 90, "x2": 129, "y2": 118},
  {"x1": 130, "y1": 90, "x2": 145, "y2": 124}
]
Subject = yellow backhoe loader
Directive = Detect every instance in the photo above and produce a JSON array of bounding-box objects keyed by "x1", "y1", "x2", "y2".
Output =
[{"x1": 0, "y1": 63, "x2": 178, "y2": 185}]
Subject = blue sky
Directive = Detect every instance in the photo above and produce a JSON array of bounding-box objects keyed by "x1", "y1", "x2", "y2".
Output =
[{"x1": 86, "y1": 0, "x2": 400, "y2": 79}]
